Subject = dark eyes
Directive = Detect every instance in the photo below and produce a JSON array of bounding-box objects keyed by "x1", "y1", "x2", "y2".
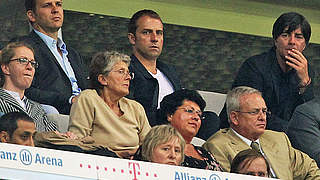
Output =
[{"x1": 142, "y1": 30, "x2": 163, "y2": 35}]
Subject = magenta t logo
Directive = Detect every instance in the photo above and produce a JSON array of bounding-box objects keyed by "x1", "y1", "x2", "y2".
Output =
[{"x1": 128, "y1": 162, "x2": 141, "y2": 180}]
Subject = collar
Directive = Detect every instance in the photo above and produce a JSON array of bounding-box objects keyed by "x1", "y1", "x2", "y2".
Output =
[
  {"x1": 3, "y1": 89, "x2": 23, "y2": 100},
  {"x1": 34, "y1": 29, "x2": 66, "y2": 52},
  {"x1": 231, "y1": 128, "x2": 260, "y2": 146}
]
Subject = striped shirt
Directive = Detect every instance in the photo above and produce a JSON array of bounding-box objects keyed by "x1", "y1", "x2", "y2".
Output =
[{"x1": 0, "y1": 88, "x2": 57, "y2": 132}]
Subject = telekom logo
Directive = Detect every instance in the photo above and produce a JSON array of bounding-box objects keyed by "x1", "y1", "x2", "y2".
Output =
[{"x1": 128, "y1": 162, "x2": 140, "y2": 180}]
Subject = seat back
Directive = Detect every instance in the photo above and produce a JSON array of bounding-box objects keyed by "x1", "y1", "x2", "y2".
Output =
[{"x1": 198, "y1": 90, "x2": 226, "y2": 115}]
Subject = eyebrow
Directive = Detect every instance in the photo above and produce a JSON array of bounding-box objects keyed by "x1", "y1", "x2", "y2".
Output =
[
  {"x1": 295, "y1": 33, "x2": 304, "y2": 36},
  {"x1": 22, "y1": 132, "x2": 32, "y2": 136},
  {"x1": 16, "y1": 56, "x2": 36, "y2": 61}
]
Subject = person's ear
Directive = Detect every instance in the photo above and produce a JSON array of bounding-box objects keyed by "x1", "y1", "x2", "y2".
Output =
[
  {"x1": 1, "y1": 64, "x2": 10, "y2": 75},
  {"x1": 229, "y1": 111, "x2": 239, "y2": 126},
  {"x1": 273, "y1": 39, "x2": 278, "y2": 48},
  {"x1": 167, "y1": 114, "x2": 173, "y2": 122},
  {"x1": 97, "y1": 74, "x2": 108, "y2": 86},
  {"x1": 26, "y1": 10, "x2": 36, "y2": 24},
  {"x1": 0, "y1": 131, "x2": 10, "y2": 143},
  {"x1": 128, "y1": 33, "x2": 136, "y2": 45}
]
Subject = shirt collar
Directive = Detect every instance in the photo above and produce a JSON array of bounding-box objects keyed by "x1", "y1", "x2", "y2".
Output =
[
  {"x1": 34, "y1": 29, "x2": 66, "y2": 51},
  {"x1": 231, "y1": 128, "x2": 260, "y2": 146},
  {"x1": 3, "y1": 89, "x2": 22, "y2": 100}
]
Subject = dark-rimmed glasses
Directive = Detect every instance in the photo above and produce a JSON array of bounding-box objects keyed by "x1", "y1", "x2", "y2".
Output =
[{"x1": 10, "y1": 58, "x2": 39, "y2": 69}]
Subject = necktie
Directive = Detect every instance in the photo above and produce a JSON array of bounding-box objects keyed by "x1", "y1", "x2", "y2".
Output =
[
  {"x1": 251, "y1": 141, "x2": 261, "y2": 153},
  {"x1": 251, "y1": 141, "x2": 277, "y2": 178}
]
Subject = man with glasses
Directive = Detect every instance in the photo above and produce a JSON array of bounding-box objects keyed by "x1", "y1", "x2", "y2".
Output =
[
  {"x1": 0, "y1": 41, "x2": 57, "y2": 132},
  {"x1": 220, "y1": 12, "x2": 315, "y2": 132},
  {"x1": 127, "y1": 9, "x2": 182, "y2": 126},
  {"x1": 17, "y1": 0, "x2": 89, "y2": 115},
  {"x1": 203, "y1": 86, "x2": 320, "y2": 179}
]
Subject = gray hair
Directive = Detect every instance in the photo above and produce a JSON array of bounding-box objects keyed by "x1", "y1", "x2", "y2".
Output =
[
  {"x1": 141, "y1": 124, "x2": 185, "y2": 164},
  {"x1": 226, "y1": 86, "x2": 262, "y2": 123},
  {"x1": 89, "y1": 51, "x2": 131, "y2": 91}
]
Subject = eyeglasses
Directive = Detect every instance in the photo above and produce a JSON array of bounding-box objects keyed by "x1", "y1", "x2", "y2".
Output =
[
  {"x1": 235, "y1": 109, "x2": 271, "y2": 116},
  {"x1": 10, "y1": 58, "x2": 39, "y2": 69},
  {"x1": 111, "y1": 69, "x2": 134, "y2": 79},
  {"x1": 177, "y1": 107, "x2": 205, "y2": 120}
]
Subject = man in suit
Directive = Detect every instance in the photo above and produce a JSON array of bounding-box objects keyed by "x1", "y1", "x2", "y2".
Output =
[
  {"x1": 20, "y1": 0, "x2": 89, "y2": 114},
  {"x1": 0, "y1": 112, "x2": 36, "y2": 147},
  {"x1": 203, "y1": 86, "x2": 320, "y2": 179},
  {"x1": 127, "y1": 9, "x2": 181, "y2": 126},
  {"x1": 287, "y1": 98, "x2": 320, "y2": 167},
  {"x1": 0, "y1": 41, "x2": 56, "y2": 132},
  {"x1": 220, "y1": 12, "x2": 314, "y2": 132}
]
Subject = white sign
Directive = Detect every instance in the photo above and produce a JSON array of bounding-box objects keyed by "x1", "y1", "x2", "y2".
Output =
[{"x1": 0, "y1": 143, "x2": 269, "y2": 180}]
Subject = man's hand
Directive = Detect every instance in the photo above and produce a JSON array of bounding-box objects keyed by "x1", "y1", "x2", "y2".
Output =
[{"x1": 286, "y1": 49, "x2": 310, "y2": 87}]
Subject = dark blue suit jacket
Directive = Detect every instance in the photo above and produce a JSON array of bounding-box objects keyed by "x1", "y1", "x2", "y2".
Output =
[
  {"x1": 128, "y1": 55, "x2": 181, "y2": 126},
  {"x1": 18, "y1": 31, "x2": 89, "y2": 114}
]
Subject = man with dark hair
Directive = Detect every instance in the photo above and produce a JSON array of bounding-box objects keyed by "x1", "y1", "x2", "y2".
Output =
[
  {"x1": 127, "y1": 9, "x2": 181, "y2": 126},
  {"x1": 204, "y1": 86, "x2": 320, "y2": 179},
  {"x1": 0, "y1": 112, "x2": 36, "y2": 147},
  {"x1": 220, "y1": 12, "x2": 314, "y2": 131},
  {"x1": 19, "y1": 0, "x2": 89, "y2": 114}
]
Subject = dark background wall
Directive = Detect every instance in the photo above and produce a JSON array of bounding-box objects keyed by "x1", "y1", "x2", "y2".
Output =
[{"x1": 0, "y1": 4, "x2": 319, "y2": 96}]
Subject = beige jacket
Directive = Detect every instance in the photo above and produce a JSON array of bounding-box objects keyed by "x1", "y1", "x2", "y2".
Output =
[{"x1": 203, "y1": 128, "x2": 320, "y2": 180}]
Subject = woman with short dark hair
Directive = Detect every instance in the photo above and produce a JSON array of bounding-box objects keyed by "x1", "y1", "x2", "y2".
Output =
[{"x1": 158, "y1": 89, "x2": 222, "y2": 170}]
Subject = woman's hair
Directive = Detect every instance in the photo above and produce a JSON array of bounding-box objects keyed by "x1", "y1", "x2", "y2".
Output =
[
  {"x1": 158, "y1": 89, "x2": 206, "y2": 124},
  {"x1": 89, "y1": 50, "x2": 130, "y2": 92},
  {"x1": 230, "y1": 149, "x2": 270, "y2": 177},
  {"x1": 0, "y1": 41, "x2": 34, "y2": 86},
  {"x1": 139, "y1": 124, "x2": 185, "y2": 164}
]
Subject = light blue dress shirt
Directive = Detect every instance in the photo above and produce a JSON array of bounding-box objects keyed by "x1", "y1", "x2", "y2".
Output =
[{"x1": 34, "y1": 30, "x2": 81, "y2": 103}]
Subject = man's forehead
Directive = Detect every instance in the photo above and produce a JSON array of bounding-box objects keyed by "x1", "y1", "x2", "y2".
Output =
[
  {"x1": 282, "y1": 26, "x2": 302, "y2": 34},
  {"x1": 136, "y1": 16, "x2": 163, "y2": 30},
  {"x1": 37, "y1": 0, "x2": 63, "y2": 5},
  {"x1": 17, "y1": 119, "x2": 35, "y2": 129},
  {"x1": 240, "y1": 93, "x2": 266, "y2": 108}
]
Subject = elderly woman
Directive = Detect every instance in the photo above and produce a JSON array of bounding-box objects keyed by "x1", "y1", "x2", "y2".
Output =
[
  {"x1": 159, "y1": 89, "x2": 222, "y2": 170},
  {"x1": 231, "y1": 149, "x2": 270, "y2": 177},
  {"x1": 68, "y1": 51, "x2": 151, "y2": 158},
  {"x1": 134, "y1": 124, "x2": 185, "y2": 166}
]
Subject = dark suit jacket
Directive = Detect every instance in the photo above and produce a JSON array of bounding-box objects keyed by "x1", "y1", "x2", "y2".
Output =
[
  {"x1": 220, "y1": 47, "x2": 314, "y2": 131},
  {"x1": 18, "y1": 31, "x2": 89, "y2": 114},
  {"x1": 203, "y1": 128, "x2": 320, "y2": 179},
  {"x1": 127, "y1": 55, "x2": 181, "y2": 126},
  {"x1": 287, "y1": 98, "x2": 320, "y2": 167}
]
